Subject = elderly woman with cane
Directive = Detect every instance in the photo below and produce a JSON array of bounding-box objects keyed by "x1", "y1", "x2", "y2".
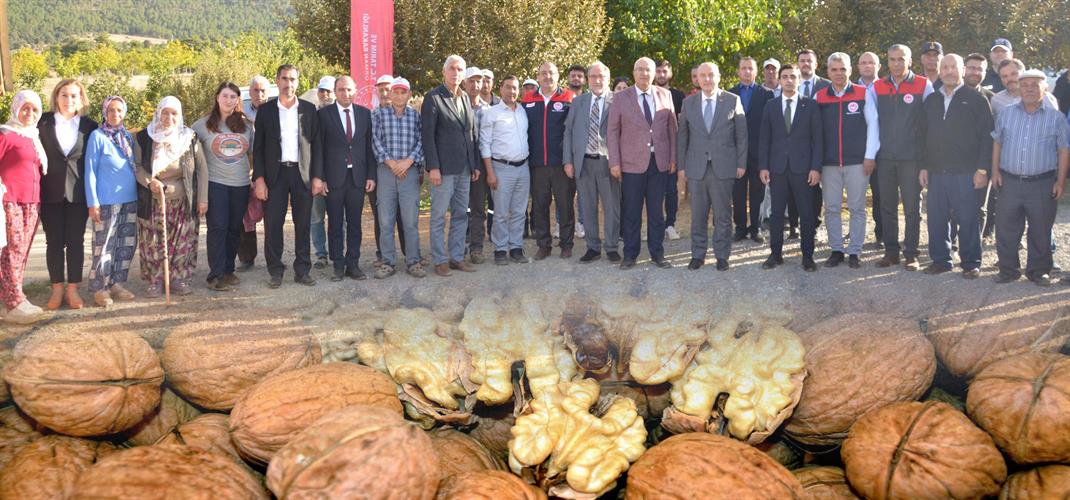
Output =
[
  {"x1": 134, "y1": 96, "x2": 207, "y2": 299},
  {"x1": 85, "y1": 95, "x2": 139, "y2": 308},
  {"x1": 0, "y1": 90, "x2": 47, "y2": 323}
]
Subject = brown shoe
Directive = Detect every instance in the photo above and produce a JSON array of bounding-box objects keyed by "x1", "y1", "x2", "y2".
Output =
[
  {"x1": 534, "y1": 247, "x2": 552, "y2": 260},
  {"x1": 47, "y1": 284, "x2": 64, "y2": 311},
  {"x1": 560, "y1": 247, "x2": 572, "y2": 259},
  {"x1": 94, "y1": 290, "x2": 113, "y2": 308},
  {"x1": 904, "y1": 257, "x2": 920, "y2": 271},
  {"x1": 449, "y1": 260, "x2": 477, "y2": 272},
  {"x1": 65, "y1": 284, "x2": 84, "y2": 310},
  {"x1": 435, "y1": 263, "x2": 452, "y2": 277},
  {"x1": 109, "y1": 283, "x2": 135, "y2": 301},
  {"x1": 222, "y1": 273, "x2": 241, "y2": 286},
  {"x1": 875, "y1": 255, "x2": 900, "y2": 268}
]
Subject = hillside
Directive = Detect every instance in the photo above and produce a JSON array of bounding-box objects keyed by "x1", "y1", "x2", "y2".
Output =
[{"x1": 9, "y1": 0, "x2": 291, "y2": 46}]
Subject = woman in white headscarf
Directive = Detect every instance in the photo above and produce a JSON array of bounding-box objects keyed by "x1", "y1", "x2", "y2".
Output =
[
  {"x1": 133, "y1": 96, "x2": 208, "y2": 298},
  {"x1": 0, "y1": 90, "x2": 47, "y2": 324}
]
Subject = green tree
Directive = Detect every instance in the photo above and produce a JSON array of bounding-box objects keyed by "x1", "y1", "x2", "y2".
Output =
[{"x1": 11, "y1": 48, "x2": 49, "y2": 91}]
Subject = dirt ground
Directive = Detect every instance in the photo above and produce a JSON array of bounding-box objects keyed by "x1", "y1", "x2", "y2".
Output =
[{"x1": 3, "y1": 195, "x2": 1069, "y2": 353}]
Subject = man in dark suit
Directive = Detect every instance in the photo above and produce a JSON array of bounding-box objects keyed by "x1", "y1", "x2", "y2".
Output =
[
  {"x1": 311, "y1": 76, "x2": 376, "y2": 281},
  {"x1": 759, "y1": 64, "x2": 824, "y2": 272},
  {"x1": 252, "y1": 64, "x2": 319, "y2": 288},
  {"x1": 729, "y1": 56, "x2": 774, "y2": 243},
  {"x1": 422, "y1": 54, "x2": 481, "y2": 277},
  {"x1": 793, "y1": 49, "x2": 831, "y2": 233}
]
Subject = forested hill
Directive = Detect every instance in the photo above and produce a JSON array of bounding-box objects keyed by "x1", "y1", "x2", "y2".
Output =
[{"x1": 9, "y1": 0, "x2": 291, "y2": 46}]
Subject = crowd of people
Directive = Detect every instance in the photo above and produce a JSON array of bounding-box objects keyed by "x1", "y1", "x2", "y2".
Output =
[{"x1": 1, "y1": 37, "x2": 1069, "y2": 325}]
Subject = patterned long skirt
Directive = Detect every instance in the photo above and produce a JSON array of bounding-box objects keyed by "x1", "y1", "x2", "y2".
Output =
[
  {"x1": 87, "y1": 202, "x2": 138, "y2": 293},
  {"x1": 138, "y1": 198, "x2": 199, "y2": 285},
  {"x1": 0, "y1": 202, "x2": 40, "y2": 309}
]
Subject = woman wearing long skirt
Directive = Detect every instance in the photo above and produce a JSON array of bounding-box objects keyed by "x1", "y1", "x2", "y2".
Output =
[
  {"x1": 134, "y1": 96, "x2": 208, "y2": 298},
  {"x1": 0, "y1": 90, "x2": 47, "y2": 324},
  {"x1": 85, "y1": 95, "x2": 139, "y2": 308}
]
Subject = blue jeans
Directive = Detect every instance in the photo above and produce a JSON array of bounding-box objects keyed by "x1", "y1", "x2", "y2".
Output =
[
  {"x1": 376, "y1": 165, "x2": 421, "y2": 266},
  {"x1": 310, "y1": 194, "x2": 327, "y2": 258},
  {"x1": 927, "y1": 173, "x2": 981, "y2": 270},
  {"x1": 430, "y1": 173, "x2": 471, "y2": 265},
  {"x1": 491, "y1": 160, "x2": 530, "y2": 252},
  {"x1": 206, "y1": 182, "x2": 249, "y2": 280}
]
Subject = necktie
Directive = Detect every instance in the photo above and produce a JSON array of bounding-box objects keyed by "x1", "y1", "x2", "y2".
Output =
[
  {"x1": 344, "y1": 108, "x2": 353, "y2": 166},
  {"x1": 703, "y1": 98, "x2": 714, "y2": 133},
  {"x1": 641, "y1": 92, "x2": 653, "y2": 125},
  {"x1": 804, "y1": 80, "x2": 812, "y2": 98},
  {"x1": 784, "y1": 98, "x2": 793, "y2": 133},
  {"x1": 586, "y1": 96, "x2": 602, "y2": 155}
]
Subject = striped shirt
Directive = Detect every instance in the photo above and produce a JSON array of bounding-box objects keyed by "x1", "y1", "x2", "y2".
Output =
[
  {"x1": 992, "y1": 101, "x2": 1070, "y2": 175},
  {"x1": 371, "y1": 106, "x2": 424, "y2": 165}
]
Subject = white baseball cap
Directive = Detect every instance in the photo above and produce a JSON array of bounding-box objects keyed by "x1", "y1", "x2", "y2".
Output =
[
  {"x1": 375, "y1": 74, "x2": 394, "y2": 86},
  {"x1": 763, "y1": 58, "x2": 781, "y2": 69},
  {"x1": 481, "y1": 69, "x2": 495, "y2": 79},
  {"x1": 1018, "y1": 68, "x2": 1046, "y2": 80},
  {"x1": 391, "y1": 77, "x2": 411, "y2": 90},
  {"x1": 317, "y1": 76, "x2": 336, "y2": 90},
  {"x1": 522, "y1": 78, "x2": 538, "y2": 86},
  {"x1": 463, "y1": 67, "x2": 483, "y2": 80}
]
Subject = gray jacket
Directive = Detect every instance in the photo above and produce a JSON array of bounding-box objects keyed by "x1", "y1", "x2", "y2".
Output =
[
  {"x1": 677, "y1": 89, "x2": 748, "y2": 181},
  {"x1": 562, "y1": 91, "x2": 613, "y2": 177}
]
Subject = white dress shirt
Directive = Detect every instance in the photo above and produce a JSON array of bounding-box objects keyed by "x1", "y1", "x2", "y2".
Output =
[
  {"x1": 589, "y1": 92, "x2": 607, "y2": 120},
  {"x1": 278, "y1": 99, "x2": 300, "y2": 163},
  {"x1": 781, "y1": 94, "x2": 799, "y2": 123},
  {"x1": 55, "y1": 113, "x2": 80, "y2": 156},
  {"x1": 479, "y1": 101, "x2": 529, "y2": 162}
]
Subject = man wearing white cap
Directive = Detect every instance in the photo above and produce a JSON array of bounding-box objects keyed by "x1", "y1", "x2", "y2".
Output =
[
  {"x1": 991, "y1": 68, "x2": 1070, "y2": 286},
  {"x1": 422, "y1": 55, "x2": 481, "y2": 276},
  {"x1": 463, "y1": 66, "x2": 493, "y2": 263},
  {"x1": 762, "y1": 59, "x2": 780, "y2": 94},
  {"x1": 316, "y1": 76, "x2": 336, "y2": 109},
  {"x1": 373, "y1": 74, "x2": 394, "y2": 109},
  {"x1": 522, "y1": 79, "x2": 538, "y2": 95},
  {"x1": 481, "y1": 69, "x2": 501, "y2": 106},
  {"x1": 372, "y1": 77, "x2": 425, "y2": 278},
  {"x1": 310, "y1": 75, "x2": 336, "y2": 270}
]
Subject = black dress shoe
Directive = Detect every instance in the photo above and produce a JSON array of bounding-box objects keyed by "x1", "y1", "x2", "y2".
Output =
[
  {"x1": 620, "y1": 258, "x2": 637, "y2": 269},
  {"x1": 653, "y1": 257, "x2": 672, "y2": 269},
  {"x1": 688, "y1": 258, "x2": 703, "y2": 270},
  {"x1": 331, "y1": 267, "x2": 345, "y2": 282},
  {"x1": 787, "y1": 228, "x2": 799, "y2": 240},
  {"x1": 824, "y1": 251, "x2": 844, "y2": 268},
  {"x1": 848, "y1": 255, "x2": 861, "y2": 268},
  {"x1": 268, "y1": 275, "x2": 282, "y2": 289},
  {"x1": 994, "y1": 272, "x2": 1020, "y2": 284},
  {"x1": 922, "y1": 264, "x2": 951, "y2": 275},
  {"x1": 802, "y1": 257, "x2": 817, "y2": 272},
  {"x1": 346, "y1": 268, "x2": 367, "y2": 281},
  {"x1": 509, "y1": 249, "x2": 530, "y2": 264},
  {"x1": 494, "y1": 251, "x2": 508, "y2": 265},
  {"x1": 733, "y1": 231, "x2": 748, "y2": 242},
  {"x1": 761, "y1": 255, "x2": 782, "y2": 270},
  {"x1": 606, "y1": 251, "x2": 622, "y2": 263},
  {"x1": 1028, "y1": 273, "x2": 1053, "y2": 287},
  {"x1": 294, "y1": 274, "x2": 317, "y2": 286},
  {"x1": 750, "y1": 232, "x2": 765, "y2": 244},
  {"x1": 579, "y1": 249, "x2": 601, "y2": 263},
  {"x1": 716, "y1": 258, "x2": 729, "y2": 271}
]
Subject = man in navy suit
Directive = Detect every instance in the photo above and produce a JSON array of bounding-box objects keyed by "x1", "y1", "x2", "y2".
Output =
[
  {"x1": 729, "y1": 56, "x2": 774, "y2": 243},
  {"x1": 311, "y1": 76, "x2": 377, "y2": 281},
  {"x1": 759, "y1": 64, "x2": 824, "y2": 271}
]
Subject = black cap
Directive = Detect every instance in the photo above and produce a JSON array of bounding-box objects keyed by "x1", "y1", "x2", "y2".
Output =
[{"x1": 920, "y1": 41, "x2": 943, "y2": 55}]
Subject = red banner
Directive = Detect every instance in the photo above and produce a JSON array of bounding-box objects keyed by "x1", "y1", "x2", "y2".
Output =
[{"x1": 351, "y1": 0, "x2": 394, "y2": 108}]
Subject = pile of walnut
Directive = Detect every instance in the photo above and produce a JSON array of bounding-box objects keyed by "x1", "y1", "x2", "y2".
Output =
[{"x1": 0, "y1": 299, "x2": 1067, "y2": 499}]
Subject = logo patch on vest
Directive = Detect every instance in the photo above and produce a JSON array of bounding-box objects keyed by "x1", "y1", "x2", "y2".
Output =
[
  {"x1": 525, "y1": 102, "x2": 536, "y2": 108},
  {"x1": 847, "y1": 102, "x2": 860, "y2": 114},
  {"x1": 553, "y1": 102, "x2": 564, "y2": 111},
  {"x1": 903, "y1": 94, "x2": 914, "y2": 104}
]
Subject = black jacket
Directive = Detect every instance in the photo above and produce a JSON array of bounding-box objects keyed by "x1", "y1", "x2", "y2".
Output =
[
  {"x1": 252, "y1": 97, "x2": 318, "y2": 187},
  {"x1": 921, "y1": 86, "x2": 994, "y2": 175},
  {"x1": 420, "y1": 84, "x2": 479, "y2": 175},
  {"x1": 311, "y1": 104, "x2": 376, "y2": 189},
  {"x1": 728, "y1": 83, "x2": 774, "y2": 165},
  {"x1": 759, "y1": 95, "x2": 824, "y2": 175},
  {"x1": 37, "y1": 112, "x2": 98, "y2": 204}
]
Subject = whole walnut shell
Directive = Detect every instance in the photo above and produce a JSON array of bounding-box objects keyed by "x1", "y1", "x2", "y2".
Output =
[
  {"x1": 266, "y1": 404, "x2": 440, "y2": 500},
  {"x1": 626, "y1": 433, "x2": 804, "y2": 499},
  {"x1": 999, "y1": 465, "x2": 1070, "y2": 500},
  {"x1": 841, "y1": 401, "x2": 1006, "y2": 500},
  {"x1": 786, "y1": 314, "x2": 935, "y2": 445},
  {"x1": 966, "y1": 352, "x2": 1070, "y2": 464},
  {"x1": 2, "y1": 330, "x2": 164, "y2": 436},
  {"x1": 157, "y1": 413, "x2": 241, "y2": 462},
  {"x1": 0, "y1": 435, "x2": 116, "y2": 500},
  {"x1": 793, "y1": 466, "x2": 860, "y2": 500},
  {"x1": 71, "y1": 443, "x2": 267, "y2": 499},
  {"x1": 229, "y1": 362, "x2": 402, "y2": 464},
  {"x1": 429, "y1": 428, "x2": 505, "y2": 480},
  {"x1": 436, "y1": 470, "x2": 547, "y2": 500},
  {"x1": 161, "y1": 310, "x2": 321, "y2": 410}
]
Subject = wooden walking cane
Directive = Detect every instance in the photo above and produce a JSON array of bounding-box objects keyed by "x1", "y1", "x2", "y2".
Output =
[{"x1": 159, "y1": 182, "x2": 171, "y2": 305}]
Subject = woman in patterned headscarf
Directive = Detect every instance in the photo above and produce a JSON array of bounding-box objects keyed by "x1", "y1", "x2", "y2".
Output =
[
  {"x1": 84, "y1": 95, "x2": 139, "y2": 308},
  {"x1": 133, "y1": 96, "x2": 207, "y2": 298},
  {"x1": 0, "y1": 90, "x2": 47, "y2": 324}
]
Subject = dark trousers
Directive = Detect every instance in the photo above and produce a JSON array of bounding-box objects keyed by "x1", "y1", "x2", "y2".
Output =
[
  {"x1": 927, "y1": 173, "x2": 981, "y2": 270},
  {"x1": 468, "y1": 170, "x2": 494, "y2": 252},
  {"x1": 769, "y1": 171, "x2": 816, "y2": 259},
  {"x1": 531, "y1": 165, "x2": 576, "y2": 249},
  {"x1": 206, "y1": 182, "x2": 249, "y2": 280},
  {"x1": 664, "y1": 172, "x2": 679, "y2": 227},
  {"x1": 40, "y1": 201, "x2": 88, "y2": 284},
  {"x1": 238, "y1": 229, "x2": 257, "y2": 264},
  {"x1": 787, "y1": 184, "x2": 822, "y2": 229},
  {"x1": 982, "y1": 187, "x2": 998, "y2": 237},
  {"x1": 870, "y1": 173, "x2": 883, "y2": 240},
  {"x1": 263, "y1": 165, "x2": 312, "y2": 278},
  {"x1": 995, "y1": 174, "x2": 1057, "y2": 278},
  {"x1": 732, "y1": 165, "x2": 764, "y2": 234},
  {"x1": 368, "y1": 187, "x2": 407, "y2": 259},
  {"x1": 621, "y1": 155, "x2": 667, "y2": 260},
  {"x1": 327, "y1": 170, "x2": 366, "y2": 270},
  {"x1": 877, "y1": 159, "x2": 922, "y2": 258}
]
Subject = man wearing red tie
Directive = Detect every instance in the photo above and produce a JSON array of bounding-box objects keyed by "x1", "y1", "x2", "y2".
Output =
[{"x1": 607, "y1": 57, "x2": 679, "y2": 269}]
